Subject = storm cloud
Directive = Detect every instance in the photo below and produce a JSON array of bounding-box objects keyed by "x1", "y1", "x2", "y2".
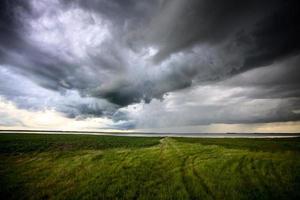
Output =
[{"x1": 0, "y1": 0, "x2": 299, "y2": 130}]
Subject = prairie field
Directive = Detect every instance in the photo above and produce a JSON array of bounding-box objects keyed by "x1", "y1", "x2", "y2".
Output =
[{"x1": 0, "y1": 133, "x2": 300, "y2": 200}]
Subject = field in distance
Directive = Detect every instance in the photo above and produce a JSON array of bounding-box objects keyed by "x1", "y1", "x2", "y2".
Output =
[{"x1": 1, "y1": 133, "x2": 300, "y2": 200}]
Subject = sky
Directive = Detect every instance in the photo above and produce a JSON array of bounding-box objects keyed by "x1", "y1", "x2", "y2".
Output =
[{"x1": 0, "y1": 0, "x2": 300, "y2": 133}]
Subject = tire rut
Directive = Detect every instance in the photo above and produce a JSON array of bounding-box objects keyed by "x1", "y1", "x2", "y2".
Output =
[
  {"x1": 168, "y1": 139, "x2": 215, "y2": 200},
  {"x1": 180, "y1": 156, "x2": 192, "y2": 200},
  {"x1": 165, "y1": 139, "x2": 192, "y2": 199},
  {"x1": 132, "y1": 138, "x2": 169, "y2": 200},
  {"x1": 191, "y1": 155, "x2": 215, "y2": 200}
]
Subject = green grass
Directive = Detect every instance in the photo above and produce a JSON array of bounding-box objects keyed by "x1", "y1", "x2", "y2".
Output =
[{"x1": 1, "y1": 134, "x2": 300, "y2": 200}]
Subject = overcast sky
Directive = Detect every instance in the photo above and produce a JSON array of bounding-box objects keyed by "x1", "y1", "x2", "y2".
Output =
[{"x1": 0, "y1": 0, "x2": 300, "y2": 133}]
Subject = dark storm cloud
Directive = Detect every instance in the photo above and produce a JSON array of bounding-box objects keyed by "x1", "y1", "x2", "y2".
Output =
[
  {"x1": 0, "y1": 1, "x2": 77, "y2": 91},
  {"x1": 0, "y1": 0, "x2": 146, "y2": 108},
  {"x1": 148, "y1": 0, "x2": 268, "y2": 62},
  {"x1": 90, "y1": 0, "x2": 300, "y2": 107},
  {"x1": 0, "y1": 0, "x2": 300, "y2": 128},
  {"x1": 225, "y1": 55, "x2": 300, "y2": 100},
  {"x1": 0, "y1": 0, "x2": 30, "y2": 50},
  {"x1": 239, "y1": 0, "x2": 300, "y2": 71},
  {"x1": 0, "y1": 67, "x2": 118, "y2": 120},
  {"x1": 149, "y1": 0, "x2": 300, "y2": 65},
  {"x1": 62, "y1": 0, "x2": 155, "y2": 23}
]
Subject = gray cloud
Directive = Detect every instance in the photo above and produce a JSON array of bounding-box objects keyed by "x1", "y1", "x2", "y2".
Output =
[{"x1": 0, "y1": 0, "x2": 299, "y2": 129}]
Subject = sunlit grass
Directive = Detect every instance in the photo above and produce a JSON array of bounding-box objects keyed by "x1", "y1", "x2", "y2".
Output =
[{"x1": 1, "y1": 134, "x2": 300, "y2": 199}]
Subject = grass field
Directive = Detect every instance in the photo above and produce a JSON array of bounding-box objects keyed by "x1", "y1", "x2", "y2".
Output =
[{"x1": 1, "y1": 133, "x2": 300, "y2": 200}]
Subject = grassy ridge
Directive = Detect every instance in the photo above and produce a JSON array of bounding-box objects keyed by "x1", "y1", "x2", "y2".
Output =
[
  {"x1": 174, "y1": 137, "x2": 300, "y2": 152},
  {"x1": 0, "y1": 133, "x2": 161, "y2": 153},
  {"x1": 1, "y1": 134, "x2": 300, "y2": 200}
]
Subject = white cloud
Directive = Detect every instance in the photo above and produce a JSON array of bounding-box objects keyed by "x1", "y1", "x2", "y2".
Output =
[
  {"x1": 0, "y1": 98, "x2": 115, "y2": 131},
  {"x1": 136, "y1": 122, "x2": 300, "y2": 133},
  {"x1": 122, "y1": 82, "x2": 299, "y2": 128},
  {"x1": 25, "y1": 0, "x2": 111, "y2": 60},
  {"x1": 0, "y1": 0, "x2": 299, "y2": 133}
]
